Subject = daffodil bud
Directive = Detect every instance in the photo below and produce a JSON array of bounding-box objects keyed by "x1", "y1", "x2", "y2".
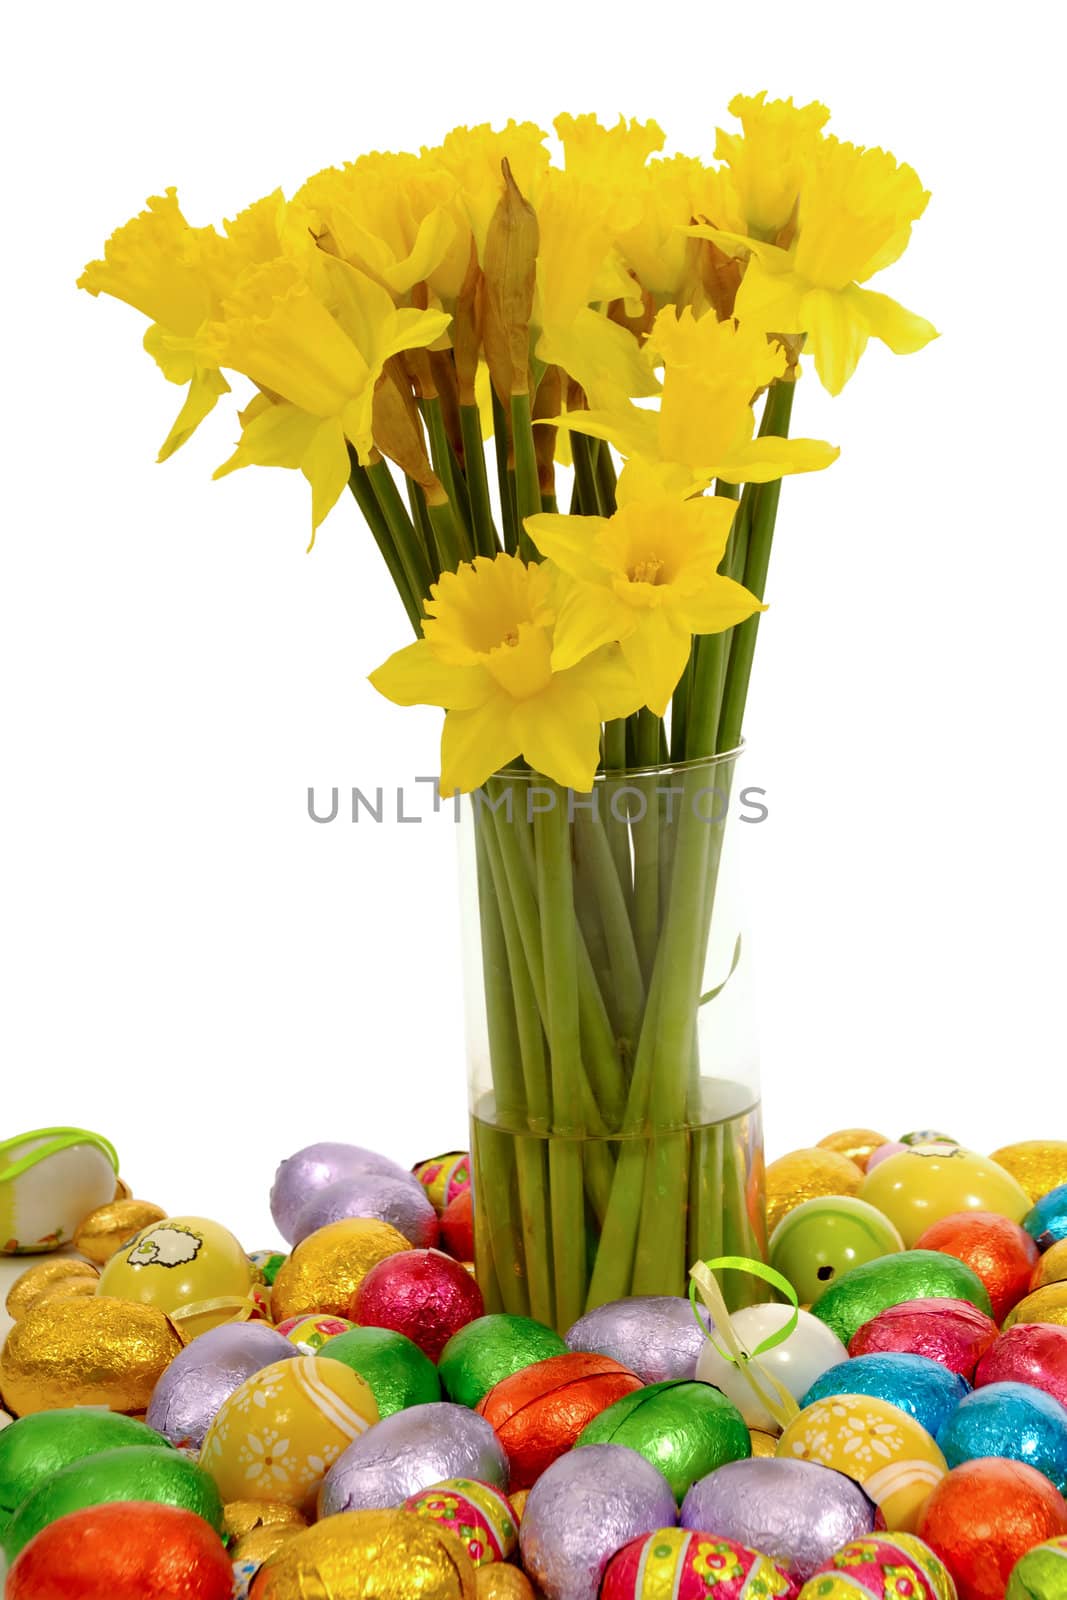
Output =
[
  {"x1": 692, "y1": 233, "x2": 743, "y2": 324},
  {"x1": 372, "y1": 359, "x2": 442, "y2": 495},
  {"x1": 481, "y1": 158, "x2": 539, "y2": 401}
]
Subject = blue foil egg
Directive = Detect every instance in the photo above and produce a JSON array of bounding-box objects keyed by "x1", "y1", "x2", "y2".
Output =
[
  {"x1": 936, "y1": 1380, "x2": 1067, "y2": 1492},
  {"x1": 801, "y1": 1351, "x2": 970, "y2": 1440},
  {"x1": 1025, "y1": 1185, "x2": 1067, "y2": 1252}
]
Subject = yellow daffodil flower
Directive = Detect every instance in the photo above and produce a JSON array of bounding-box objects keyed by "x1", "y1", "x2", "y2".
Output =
[
  {"x1": 428, "y1": 121, "x2": 551, "y2": 258},
  {"x1": 694, "y1": 137, "x2": 938, "y2": 394},
  {"x1": 616, "y1": 155, "x2": 743, "y2": 307},
  {"x1": 554, "y1": 307, "x2": 838, "y2": 491},
  {"x1": 526, "y1": 467, "x2": 762, "y2": 715},
  {"x1": 714, "y1": 91, "x2": 830, "y2": 240},
  {"x1": 370, "y1": 554, "x2": 643, "y2": 793},
  {"x1": 207, "y1": 257, "x2": 450, "y2": 537}
]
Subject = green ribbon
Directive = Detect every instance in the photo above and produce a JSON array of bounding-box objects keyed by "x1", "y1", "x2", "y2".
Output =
[
  {"x1": 0, "y1": 1127, "x2": 120, "y2": 1184},
  {"x1": 688, "y1": 1254, "x2": 801, "y2": 1430}
]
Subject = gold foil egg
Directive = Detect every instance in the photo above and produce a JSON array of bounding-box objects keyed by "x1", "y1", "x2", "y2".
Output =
[
  {"x1": 476, "y1": 1568, "x2": 536, "y2": 1600},
  {"x1": 113, "y1": 1176, "x2": 133, "y2": 1201},
  {"x1": 270, "y1": 1218, "x2": 411, "y2": 1321},
  {"x1": 508, "y1": 1488, "x2": 529, "y2": 1523},
  {"x1": 22, "y1": 1276, "x2": 100, "y2": 1315},
  {"x1": 765, "y1": 1148, "x2": 864, "y2": 1235},
  {"x1": 232, "y1": 1524, "x2": 306, "y2": 1567},
  {"x1": 74, "y1": 1198, "x2": 167, "y2": 1264},
  {"x1": 224, "y1": 1501, "x2": 309, "y2": 1542},
  {"x1": 249, "y1": 1509, "x2": 477, "y2": 1598},
  {"x1": 1003, "y1": 1282, "x2": 1067, "y2": 1329},
  {"x1": 989, "y1": 1140, "x2": 1067, "y2": 1202},
  {"x1": 5, "y1": 1257, "x2": 100, "y2": 1321},
  {"x1": 0, "y1": 1293, "x2": 183, "y2": 1415},
  {"x1": 817, "y1": 1128, "x2": 890, "y2": 1173},
  {"x1": 1033, "y1": 1238, "x2": 1067, "y2": 1289},
  {"x1": 748, "y1": 1428, "x2": 779, "y2": 1457}
]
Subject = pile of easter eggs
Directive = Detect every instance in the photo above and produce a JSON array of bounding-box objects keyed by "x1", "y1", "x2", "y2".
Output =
[{"x1": 1, "y1": 1125, "x2": 1067, "y2": 1599}]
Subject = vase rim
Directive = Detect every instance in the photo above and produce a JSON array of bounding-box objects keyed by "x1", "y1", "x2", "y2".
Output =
[{"x1": 489, "y1": 740, "x2": 745, "y2": 786}]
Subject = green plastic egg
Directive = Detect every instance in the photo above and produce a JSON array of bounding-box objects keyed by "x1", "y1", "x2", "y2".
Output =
[
  {"x1": 770, "y1": 1195, "x2": 905, "y2": 1305},
  {"x1": 318, "y1": 1325, "x2": 440, "y2": 1416},
  {"x1": 811, "y1": 1249, "x2": 992, "y2": 1346},
  {"x1": 576, "y1": 1379, "x2": 750, "y2": 1502},
  {"x1": 0, "y1": 1408, "x2": 171, "y2": 1516},
  {"x1": 3, "y1": 1445, "x2": 223, "y2": 1560},
  {"x1": 438, "y1": 1313, "x2": 567, "y2": 1408}
]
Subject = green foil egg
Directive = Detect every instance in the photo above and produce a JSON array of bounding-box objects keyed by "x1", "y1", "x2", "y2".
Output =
[
  {"x1": 318, "y1": 1325, "x2": 440, "y2": 1416},
  {"x1": 770, "y1": 1195, "x2": 905, "y2": 1305},
  {"x1": 3, "y1": 1445, "x2": 223, "y2": 1560},
  {"x1": 811, "y1": 1249, "x2": 993, "y2": 1346},
  {"x1": 575, "y1": 1379, "x2": 751, "y2": 1502},
  {"x1": 438, "y1": 1313, "x2": 568, "y2": 1408},
  {"x1": 0, "y1": 1408, "x2": 172, "y2": 1517},
  {"x1": 1006, "y1": 1535, "x2": 1067, "y2": 1599}
]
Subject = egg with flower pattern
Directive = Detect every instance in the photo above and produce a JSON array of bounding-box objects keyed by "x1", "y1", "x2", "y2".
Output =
[{"x1": 777, "y1": 1394, "x2": 947, "y2": 1532}]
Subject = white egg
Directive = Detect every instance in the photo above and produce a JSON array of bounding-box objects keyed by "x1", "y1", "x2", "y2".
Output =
[
  {"x1": 0, "y1": 1131, "x2": 117, "y2": 1254},
  {"x1": 696, "y1": 1302, "x2": 848, "y2": 1432}
]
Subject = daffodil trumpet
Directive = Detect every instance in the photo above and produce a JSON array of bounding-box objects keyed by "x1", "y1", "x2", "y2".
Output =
[{"x1": 80, "y1": 98, "x2": 934, "y2": 1328}]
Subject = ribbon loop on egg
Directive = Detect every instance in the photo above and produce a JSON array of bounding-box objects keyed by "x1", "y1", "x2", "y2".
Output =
[{"x1": 688, "y1": 1255, "x2": 802, "y2": 1430}]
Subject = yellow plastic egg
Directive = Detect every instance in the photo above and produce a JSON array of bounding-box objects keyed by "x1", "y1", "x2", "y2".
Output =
[
  {"x1": 777, "y1": 1393, "x2": 947, "y2": 1531},
  {"x1": 96, "y1": 1215, "x2": 254, "y2": 1333},
  {"x1": 1002, "y1": 1281, "x2": 1067, "y2": 1329},
  {"x1": 860, "y1": 1143, "x2": 1030, "y2": 1248},
  {"x1": 201, "y1": 1355, "x2": 379, "y2": 1512},
  {"x1": 989, "y1": 1140, "x2": 1067, "y2": 1203},
  {"x1": 765, "y1": 1148, "x2": 864, "y2": 1235}
]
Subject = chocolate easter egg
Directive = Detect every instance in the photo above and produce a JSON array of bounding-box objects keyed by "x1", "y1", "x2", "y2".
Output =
[
  {"x1": 318, "y1": 1325, "x2": 441, "y2": 1416},
  {"x1": 145, "y1": 1322, "x2": 298, "y2": 1450},
  {"x1": 765, "y1": 1149, "x2": 863, "y2": 1235},
  {"x1": 74, "y1": 1199, "x2": 168, "y2": 1265},
  {"x1": 0, "y1": 1408, "x2": 171, "y2": 1515},
  {"x1": 811, "y1": 1251, "x2": 992, "y2": 1346},
  {"x1": 269, "y1": 1218, "x2": 410, "y2": 1321},
  {"x1": 0, "y1": 1296, "x2": 182, "y2": 1415},
  {"x1": 439, "y1": 1314, "x2": 567, "y2": 1408},
  {"x1": 248, "y1": 1509, "x2": 476, "y2": 1598},
  {"x1": 577, "y1": 1380, "x2": 750, "y2": 1502}
]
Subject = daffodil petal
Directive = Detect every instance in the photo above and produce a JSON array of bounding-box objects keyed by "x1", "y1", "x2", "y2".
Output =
[
  {"x1": 615, "y1": 457, "x2": 695, "y2": 507},
  {"x1": 802, "y1": 287, "x2": 870, "y2": 396},
  {"x1": 715, "y1": 433, "x2": 840, "y2": 484},
  {"x1": 546, "y1": 404, "x2": 659, "y2": 462},
  {"x1": 440, "y1": 698, "x2": 521, "y2": 795},
  {"x1": 551, "y1": 579, "x2": 632, "y2": 671},
  {"x1": 619, "y1": 611, "x2": 692, "y2": 717},
  {"x1": 213, "y1": 400, "x2": 321, "y2": 477},
  {"x1": 158, "y1": 368, "x2": 230, "y2": 463},
  {"x1": 846, "y1": 284, "x2": 939, "y2": 355},
  {"x1": 566, "y1": 643, "x2": 643, "y2": 721},
  {"x1": 369, "y1": 639, "x2": 490, "y2": 710},
  {"x1": 302, "y1": 418, "x2": 353, "y2": 538},
  {"x1": 539, "y1": 307, "x2": 659, "y2": 408},
  {"x1": 524, "y1": 511, "x2": 610, "y2": 580},
  {"x1": 670, "y1": 574, "x2": 764, "y2": 634},
  {"x1": 511, "y1": 682, "x2": 602, "y2": 792},
  {"x1": 732, "y1": 256, "x2": 808, "y2": 335}
]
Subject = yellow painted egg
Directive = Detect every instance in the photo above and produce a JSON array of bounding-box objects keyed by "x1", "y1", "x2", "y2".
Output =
[
  {"x1": 96, "y1": 1216, "x2": 254, "y2": 1335},
  {"x1": 74, "y1": 1199, "x2": 167, "y2": 1264},
  {"x1": 5, "y1": 1259, "x2": 100, "y2": 1322},
  {"x1": 777, "y1": 1393, "x2": 947, "y2": 1531},
  {"x1": 0, "y1": 1129, "x2": 118, "y2": 1254},
  {"x1": 990, "y1": 1141, "x2": 1067, "y2": 1203},
  {"x1": 1003, "y1": 1282, "x2": 1067, "y2": 1330},
  {"x1": 861, "y1": 1143, "x2": 1030, "y2": 1248},
  {"x1": 201, "y1": 1355, "x2": 379, "y2": 1512},
  {"x1": 765, "y1": 1149, "x2": 864, "y2": 1235},
  {"x1": 270, "y1": 1218, "x2": 411, "y2": 1321},
  {"x1": 0, "y1": 1294, "x2": 183, "y2": 1415}
]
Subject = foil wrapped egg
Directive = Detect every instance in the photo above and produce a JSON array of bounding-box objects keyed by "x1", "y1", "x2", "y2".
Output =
[
  {"x1": 248, "y1": 1509, "x2": 477, "y2": 1599},
  {"x1": 269, "y1": 1217, "x2": 411, "y2": 1321},
  {"x1": 975, "y1": 1323, "x2": 1067, "y2": 1409},
  {"x1": 0, "y1": 1295, "x2": 183, "y2": 1415},
  {"x1": 519, "y1": 1443, "x2": 677, "y2": 1600},
  {"x1": 476, "y1": 1350, "x2": 643, "y2": 1488},
  {"x1": 765, "y1": 1149, "x2": 864, "y2": 1235},
  {"x1": 270, "y1": 1143, "x2": 418, "y2": 1244},
  {"x1": 915, "y1": 1209, "x2": 1039, "y2": 1322},
  {"x1": 565, "y1": 1296, "x2": 712, "y2": 1382},
  {"x1": 222, "y1": 1501, "x2": 308, "y2": 1543},
  {"x1": 777, "y1": 1394, "x2": 947, "y2": 1531},
  {"x1": 811, "y1": 1250, "x2": 992, "y2": 1346},
  {"x1": 273, "y1": 1314, "x2": 354, "y2": 1351},
  {"x1": 318, "y1": 1401, "x2": 506, "y2": 1513},
  {"x1": 681, "y1": 1458, "x2": 875, "y2": 1582},
  {"x1": 602, "y1": 1527, "x2": 799, "y2": 1599},
  {"x1": 918, "y1": 1459, "x2": 1067, "y2": 1600},
  {"x1": 936, "y1": 1380, "x2": 1067, "y2": 1492},
  {"x1": 801, "y1": 1353, "x2": 969, "y2": 1440},
  {"x1": 4, "y1": 1258, "x2": 100, "y2": 1321},
  {"x1": 799, "y1": 1532, "x2": 955, "y2": 1600},
  {"x1": 73, "y1": 1199, "x2": 168, "y2": 1265},
  {"x1": 291, "y1": 1173, "x2": 438, "y2": 1249},
  {"x1": 318, "y1": 1325, "x2": 441, "y2": 1416},
  {"x1": 1034, "y1": 1237, "x2": 1067, "y2": 1289},
  {"x1": 0, "y1": 1408, "x2": 171, "y2": 1518},
  {"x1": 0, "y1": 1128, "x2": 118, "y2": 1255},
  {"x1": 352, "y1": 1247, "x2": 484, "y2": 1360},
  {"x1": 848, "y1": 1295, "x2": 999, "y2": 1379},
  {"x1": 145, "y1": 1322, "x2": 298, "y2": 1450},
  {"x1": 990, "y1": 1141, "x2": 1067, "y2": 1203},
  {"x1": 4, "y1": 1500, "x2": 232, "y2": 1600},
  {"x1": 415, "y1": 1152, "x2": 472, "y2": 1213},
  {"x1": 1004, "y1": 1282, "x2": 1067, "y2": 1330},
  {"x1": 577, "y1": 1379, "x2": 750, "y2": 1502},
  {"x1": 404, "y1": 1477, "x2": 519, "y2": 1565},
  {"x1": 1024, "y1": 1185, "x2": 1067, "y2": 1252},
  {"x1": 816, "y1": 1129, "x2": 891, "y2": 1173},
  {"x1": 439, "y1": 1314, "x2": 567, "y2": 1408},
  {"x1": 200, "y1": 1355, "x2": 379, "y2": 1513},
  {"x1": 1006, "y1": 1535, "x2": 1067, "y2": 1600},
  {"x1": 440, "y1": 1189, "x2": 474, "y2": 1261},
  {"x1": 474, "y1": 1569, "x2": 535, "y2": 1600}
]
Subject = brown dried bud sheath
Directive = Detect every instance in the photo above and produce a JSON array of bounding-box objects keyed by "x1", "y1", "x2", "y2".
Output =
[
  {"x1": 372, "y1": 359, "x2": 442, "y2": 495},
  {"x1": 481, "y1": 158, "x2": 539, "y2": 401}
]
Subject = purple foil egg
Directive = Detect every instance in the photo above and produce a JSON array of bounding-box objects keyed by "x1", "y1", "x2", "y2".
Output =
[
  {"x1": 145, "y1": 1322, "x2": 297, "y2": 1450},
  {"x1": 318, "y1": 1401, "x2": 506, "y2": 1513},
  {"x1": 565, "y1": 1296, "x2": 713, "y2": 1383},
  {"x1": 270, "y1": 1142, "x2": 417, "y2": 1243},
  {"x1": 680, "y1": 1457, "x2": 875, "y2": 1581},
  {"x1": 292, "y1": 1174, "x2": 438, "y2": 1249},
  {"x1": 520, "y1": 1443, "x2": 677, "y2": 1600}
]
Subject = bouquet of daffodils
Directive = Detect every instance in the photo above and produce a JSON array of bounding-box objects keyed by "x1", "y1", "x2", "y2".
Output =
[{"x1": 81, "y1": 96, "x2": 934, "y2": 1328}]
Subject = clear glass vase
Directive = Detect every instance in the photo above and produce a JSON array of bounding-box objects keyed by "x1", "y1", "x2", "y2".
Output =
[{"x1": 460, "y1": 750, "x2": 767, "y2": 1335}]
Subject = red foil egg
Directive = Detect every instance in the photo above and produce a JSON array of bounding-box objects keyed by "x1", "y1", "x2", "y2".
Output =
[
  {"x1": 439, "y1": 1188, "x2": 474, "y2": 1262},
  {"x1": 848, "y1": 1296, "x2": 999, "y2": 1379},
  {"x1": 974, "y1": 1323, "x2": 1067, "y2": 1409},
  {"x1": 5, "y1": 1501, "x2": 233, "y2": 1600},
  {"x1": 915, "y1": 1210, "x2": 1040, "y2": 1323},
  {"x1": 477, "y1": 1350, "x2": 644, "y2": 1489},
  {"x1": 351, "y1": 1247, "x2": 484, "y2": 1360},
  {"x1": 917, "y1": 1458, "x2": 1067, "y2": 1600}
]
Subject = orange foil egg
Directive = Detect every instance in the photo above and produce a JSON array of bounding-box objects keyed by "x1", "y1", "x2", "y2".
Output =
[{"x1": 476, "y1": 1351, "x2": 643, "y2": 1489}]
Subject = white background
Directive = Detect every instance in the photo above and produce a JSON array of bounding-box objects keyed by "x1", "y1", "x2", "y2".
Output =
[{"x1": 1, "y1": 2, "x2": 1064, "y2": 1252}]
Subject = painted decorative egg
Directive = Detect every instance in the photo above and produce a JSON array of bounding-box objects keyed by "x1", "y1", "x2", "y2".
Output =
[
  {"x1": 477, "y1": 1350, "x2": 644, "y2": 1488},
  {"x1": 777, "y1": 1394, "x2": 947, "y2": 1531},
  {"x1": 974, "y1": 1323, "x2": 1067, "y2": 1409},
  {"x1": 404, "y1": 1477, "x2": 518, "y2": 1565},
  {"x1": 991, "y1": 1141, "x2": 1067, "y2": 1203},
  {"x1": 765, "y1": 1150, "x2": 864, "y2": 1235},
  {"x1": 200, "y1": 1355, "x2": 379, "y2": 1512},
  {"x1": 274, "y1": 1314, "x2": 354, "y2": 1351},
  {"x1": 798, "y1": 1532, "x2": 955, "y2": 1600},
  {"x1": 861, "y1": 1145, "x2": 1030, "y2": 1248},
  {"x1": 801, "y1": 1353, "x2": 969, "y2": 1441},
  {"x1": 601, "y1": 1527, "x2": 798, "y2": 1599},
  {"x1": 4, "y1": 1500, "x2": 232, "y2": 1600},
  {"x1": 900, "y1": 1132, "x2": 958, "y2": 1148},
  {"x1": 415, "y1": 1152, "x2": 472, "y2": 1212},
  {"x1": 812, "y1": 1252, "x2": 992, "y2": 1347},
  {"x1": 936, "y1": 1380, "x2": 1067, "y2": 1493},
  {"x1": 914, "y1": 1210, "x2": 1039, "y2": 1322},
  {"x1": 1006, "y1": 1534, "x2": 1067, "y2": 1600},
  {"x1": 96, "y1": 1215, "x2": 255, "y2": 1335},
  {"x1": 145, "y1": 1322, "x2": 298, "y2": 1450},
  {"x1": 848, "y1": 1297, "x2": 998, "y2": 1380},
  {"x1": 1024, "y1": 1186, "x2": 1067, "y2": 1252},
  {"x1": 770, "y1": 1196, "x2": 905, "y2": 1305},
  {"x1": 577, "y1": 1379, "x2": 750, "y2": 1502},
  {"x1": 0, "y1": 1128, "x2": 118, "y2": 1254},
  {"x1": 696, "y1": 1303, "x2": 848, "y2": 1432},
  {"x1": 318, "y1": 1325, "x2": 441, "y2": 1417},
  {"x1": 248, "y1": 1251, "x2": 287, "y2": 1286},
  {"x1": 0, "y1": 1296, "x2": 183, "y2": 1415}
]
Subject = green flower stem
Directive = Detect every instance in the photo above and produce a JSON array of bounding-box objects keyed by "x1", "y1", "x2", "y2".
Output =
[
  {"x1": 573, "y1": 810, "x2": 644, "y2": 1057},
  {"x1": 459, "y1": 403, "x2": 499, "y2": 558},
  {"x1": 367, "y1": 460, "x2": 434, "y2": 605},
  {"x1": 571, "y1": 432, "x2": 603, "y2": 517},
  {"x1": 509, "y1": 393, "x2": 541, "y2": 562},
  {"x1": 670, "y1": 647, "x2": 693, "y2": 761},
  {"x1": 490, "y1": 389, "x2": 518, "y2": 553},
  {"x1": 601, "y1": 727, "x2": 636, "y2": 914},
  {"x1": 422, "y1": 397, "x2": 473, "y2": 561},
  {"x1": 407, "y1": 479, "x2": 441, "y2": 575},
  {"x1": 685, "y1": 633, "x2": 729, "y2": 760},
  {"x1": 540, "y1": 493, "x2": 557, "y2": 513},
  {"x1": 426, "y1": 495, "x2": 466, "y2": 574},
  {"x1": 594, "y1": 439, "x2": 618, "y2": 515},
  {"x1": 633, "y1": 715, "x2": 663, "y2": 984},
  {"x1": 346, "y1": 459, "x2": 422, "y2": 633}
]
